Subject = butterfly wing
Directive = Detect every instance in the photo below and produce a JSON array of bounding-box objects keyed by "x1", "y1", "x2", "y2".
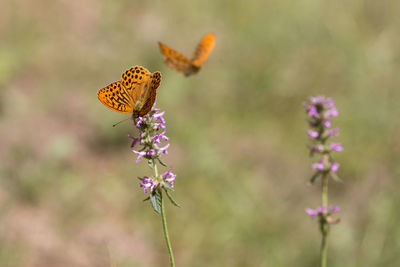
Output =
[
  {"x1": 97, "y1": 81, "x2": 134, "y2": 113},
  {"x1": 191, "y1": 32, "x2": 216, "y2": 67},
  {"x1": 133, "y1": 72, "x2": 162, "y2": 117},
  {"x1": 158, "y1": 41, "x2": 196, "y2": 76},
  {"x1": 98, "y1": 66, "x2": 160, "y2": 116}
]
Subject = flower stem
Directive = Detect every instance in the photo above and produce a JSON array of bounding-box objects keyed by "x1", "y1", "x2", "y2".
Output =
[
  {"x1": 320, "y1": 174, "x2": 329, "y2": 267},
  {"x1": 160, "y1": 190, "x2": 175, "y2": 267}
]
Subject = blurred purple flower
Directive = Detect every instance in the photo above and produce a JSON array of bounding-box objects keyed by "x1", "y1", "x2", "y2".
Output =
[
  {"x1": 310, "y1": 144, "x2": 324, "y2": 156},
  {"x1": 307, "y1": 130, "x2": 319, "y2": 139},
  {"x1": 304, "y1": 95, "x2": 342, "y2": 176},
  {"x1": 330, "y1": 162, "x2": 340, "y2": 173},
  {"x1": 325, "y1": 107, "x2": 338, "y2": 118},
  {"x1": 305, "y1": 205, "x2": 340, "y2": 218},
  {"x1": 329, "y1": 142, "x2": 343, "y2": 152},
  {"x1": 322, "y1": 119, "x2": 331, "y2": 128},
  {"x1": 304, "y1": 104, "x2": 319, "y2": 117},
  {"x1": 311, "y1": 159, "x2": 324, "y2": 171},
  {"x1": 326, "y1": 128, "x2": 339, "y2": 137}
]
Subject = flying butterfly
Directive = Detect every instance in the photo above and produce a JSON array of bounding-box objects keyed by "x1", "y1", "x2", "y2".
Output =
[
  {"x1": 158, "y1": 32, "x2": 216, "y2": 76},
  {"x1": 97, "y1": 66, "x2": 161, "y2": 118}
]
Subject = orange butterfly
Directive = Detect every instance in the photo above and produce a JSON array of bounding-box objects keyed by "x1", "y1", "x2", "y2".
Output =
[
  {"x1": 97, "y1": 66, "x2": 161, "y2": 117},
  {"x1": 158, "y1": 32, "x2": 216, "y2": 76}
]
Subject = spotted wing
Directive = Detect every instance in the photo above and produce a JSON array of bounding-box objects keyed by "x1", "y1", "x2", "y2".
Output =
[
  {"x1": 97, "y1": 81, "x2": 134, "y2": 113},
  {"x1": 158, "y1": 41, "x2": 194, "y2": 75},
  {"x1": 133, "y1": 72, "x2": 162, "y2": 117},
  {"x1": 191, "y1": 32, "x2": 216, "y2": 67}
]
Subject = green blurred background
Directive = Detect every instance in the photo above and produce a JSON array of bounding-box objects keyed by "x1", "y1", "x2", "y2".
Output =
[{"x1": 1, "y1": 0, "x2": 400, "y2": 266}]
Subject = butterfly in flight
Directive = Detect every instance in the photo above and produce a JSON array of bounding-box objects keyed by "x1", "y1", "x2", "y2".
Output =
[
  {"x1": 97, "y1": 66, "x2": 161, "y2": 118},
  {"x1": 158, "y1": 32, "x2": 216, "y2": 76}
]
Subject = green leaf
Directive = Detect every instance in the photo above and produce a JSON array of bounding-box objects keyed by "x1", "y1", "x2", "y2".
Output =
[
  {"x1": 330, "y1": 172, "x2": 343, "y2": 183},
  {"x1": 162, "y1": 183, "x2": 174, "y2": 191},
  {"x1": 150, "y1": 192, "x2": 161, "y2": 214},
  {"x1": 165, "y1": 189, "x2": 180, "y2": 207},
  {"x1": 310, "y1": 172, "x2": 320, "y2": 184},
  {"x1": 158, "y1": 158, "x2": 167, "y2": 167},
  {"x1": 147, "y1": 159, "x2": 155, "y2": 169},
  {"x1": 143, "y1": 196, "x2": 150, "y2": 202}
]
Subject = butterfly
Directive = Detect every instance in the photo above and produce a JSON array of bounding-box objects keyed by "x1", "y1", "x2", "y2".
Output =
[
  {"x1": 158, "y1": 32, "x2": 216, "y2": 76},
  {"x1": 97, "y1": 66, "x2": 161, "y2": 118}
]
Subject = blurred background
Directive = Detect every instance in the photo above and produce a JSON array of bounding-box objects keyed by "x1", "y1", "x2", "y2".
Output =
[{"x1": 1, "y1": 0, "x2": 400, "y2": 266}]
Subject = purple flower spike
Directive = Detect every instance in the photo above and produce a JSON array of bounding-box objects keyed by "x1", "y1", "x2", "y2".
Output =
[
  {"x1": 130, "y1": 108, "x2": 178, "y2": 195},
  {"x1": 304, "y1": 95, "x2": 342, "y2": 176}
]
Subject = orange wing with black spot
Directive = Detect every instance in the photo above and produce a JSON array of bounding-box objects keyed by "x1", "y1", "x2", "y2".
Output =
[
  {"x1": 97, "y1": 81, "x2": 134, "y2": 113},
  {"x1": 158, "y1": 41, "x2": 195, "y2": 76},
  {"x1": 191, "y1": 32, "x2": 216, "y2": 66},
  {"x1": 158, "y1": 33, "x2": 216, "y2": 76},
  {"x1": 98, "y1": 66, "x2": 161, "y2": 117}
]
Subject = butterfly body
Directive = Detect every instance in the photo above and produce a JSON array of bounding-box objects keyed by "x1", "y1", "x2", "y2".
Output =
[
  {"x1": 97, "y1": 66, "x2": 161, "y2": 117},
  {"x1": 158, "y1": 32, "x2": 215, "y2": 76}
]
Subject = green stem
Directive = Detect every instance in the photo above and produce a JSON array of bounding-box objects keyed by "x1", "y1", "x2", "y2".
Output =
[
  {"x1": 321, "y1": 174, "x2": 329, "y2": 267},
  {"x1": 153, "y1": 159, "x2": 159, "y2": 177},
  {"x1": 160, "y1": 190, "x2": 175, "y2": 267},
  {"x1": 321, "y1": 232, "x2": 327, "y2": 267},
  {"x1": 152, "y1": 159, "x2": 174, "y2": 266}
]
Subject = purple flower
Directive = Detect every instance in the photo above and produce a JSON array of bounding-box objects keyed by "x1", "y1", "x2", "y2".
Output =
[
  {"x1": 147, "y1": 149, "x2": 156, "y2": 156},
  {"x1": 325, "y1": 107, "x2": 338, "y2": 118},
  {"x1": 305, "y1": 205, "x2": 340, "y2": 218},
  {"x1": 329, "y1": 142, "x2": 343, "y2": 152},
  {"x1": 159, "y1": 143, "x2": 170, "y2": 155},
  {"x1": 311, "y1": 159, "x2": 324, "y2": 171},
  {"x1": 304, "y1": 104, "x2": 319, "y2": 117},
  {"x1": 128, "y1": 134, "x2": 141, "y2": 148},
  {"x1": 329, "y1": 206, "x2": 341, "y2": 213},
  {"x1": 322, "y1": 119, "x2": 331, "y2": 128},
  {"x1": 307, "y1": 130, "x2": 319, "y2": 139},
  {"x1": 305, "y1": 208, "x2": 319, "y2": 218},
  {"x1": 162, "y1": 167, "x2": 176, "y2": 187},
  {"x1": 138, "y1": 176, "x2": 159, "y2": 194},
  {"x1": 326, "y1": 128, "x2": 339, "y2": 137},
  {"x1": 310, "y1": 144, "x2": 324, "y2": 156},
  {"x1": 330, "y1": 162, "x2": 339, "y2": 173},
  {"x1": 133, "y1": 150, "x2": 146, "y2": 163}
]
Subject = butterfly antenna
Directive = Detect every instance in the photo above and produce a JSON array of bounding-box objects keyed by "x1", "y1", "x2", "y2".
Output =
[{"x1": 112, "y1": 118, "x2": 130, "y2": 127}]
